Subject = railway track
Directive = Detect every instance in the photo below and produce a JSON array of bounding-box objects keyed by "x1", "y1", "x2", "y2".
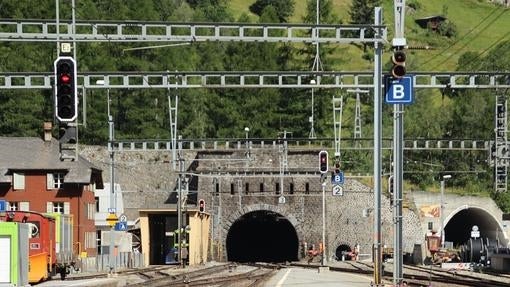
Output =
[
  {"x1": 331, "y1": 261, "x2": 510, "y2": 287},
  {"x1": 124, "y1": 263, "x2": 279, "y2": 287},
  {"x1": 63, "y1": 265, "x2": 177, "y2": 281}
]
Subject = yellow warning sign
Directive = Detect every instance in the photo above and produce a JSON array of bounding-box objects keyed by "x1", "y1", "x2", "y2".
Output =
[{"x1": 106, "y1": 213, "x2": 118, "y2": 227}]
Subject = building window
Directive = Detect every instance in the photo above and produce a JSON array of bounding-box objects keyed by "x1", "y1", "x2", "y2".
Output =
[
  {"x1": 53, "y1": 202, "x2": 64, "y2": 213},
  {"x1": 289, "y1": 183, "x2": 294, "y2": 194},
  {"x1": 259, "y1": 183, "x2": 264, "y2": 193},
  {"x1": 88, "y1": 203, "x2": 95, "y2": 220},
  {"x1": 13, "y1": 172, "x2": 25, "y2": 190},
  {"x1": 230, "y1": 183, "x2": 235, "y2": 195},
  {"x1": 5, "y1": 202, "x2": 29, "y2": 212},
  {"x1": 95, "y1": 197, "x2": 100, "y2": 212},
  {"x1": 85, "y1": 231, "x2": 97, "y2": 249},
  {"x1": 47, "y1": 202, "x2": 70, "y2": 214},
  {"x1": 275, "y1": 182, "x2": 280, "y2": 194},
  {"x1": 96, "y1": 230, "x2": 102, "y2": 254},
  {"x1": 305, "y1": 182, "x2": 310, "y2": 194},
  {"x1": 47, "y1": 173, "x2": 65, "y2": 190},
  {"x1": 245, "y1": 183, "x2": 249, "y2": 193},
  {"x1": 428, "y1": 222, "x2": 433, "y2": 231},
  {"x1": 7, "y1": 202, "x2": 18, "y2": 211}
]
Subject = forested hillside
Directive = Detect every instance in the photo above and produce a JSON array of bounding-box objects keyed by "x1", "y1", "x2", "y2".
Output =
[{"x1": 1, "y1": 0, "x2": 510, "y2": 210}]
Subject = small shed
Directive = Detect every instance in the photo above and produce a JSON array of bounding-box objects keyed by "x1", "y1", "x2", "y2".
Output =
[{"x1": 415, "y1": 15, "x2": 447, "y2": 30}]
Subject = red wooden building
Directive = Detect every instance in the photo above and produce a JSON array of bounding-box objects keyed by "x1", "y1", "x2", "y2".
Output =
[{"x1": 0, "y1": 124, "x2": 103, "y2": 257}]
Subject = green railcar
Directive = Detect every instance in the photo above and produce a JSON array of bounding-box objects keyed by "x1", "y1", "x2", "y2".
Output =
[{"x1": 0, "y1": 222, "x2": 29, "y2": 287}]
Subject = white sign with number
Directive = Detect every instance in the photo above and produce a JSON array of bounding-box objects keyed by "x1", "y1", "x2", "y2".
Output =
[
  {"x1": 119, "y1": 214, "x2": 127, "y2": 222},
  {"x1": 332, "y1": 185, "x2": 343, "y2": 196}
]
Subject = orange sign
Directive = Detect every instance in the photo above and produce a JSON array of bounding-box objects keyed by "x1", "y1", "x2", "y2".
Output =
[
  {"x1": 420, "y1": 204, "x2": 440, "y2": 218},
  {"x1": 106, "y1": 214, "x2": 118, "y2": 227}
]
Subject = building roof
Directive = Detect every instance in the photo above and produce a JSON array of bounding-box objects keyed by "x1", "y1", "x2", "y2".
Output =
[
  {"x1": 415, "y1": 15, "x2": 447, "y2": 29},
  {"x1": 0, "y1": 137, "x2": 103, "y2": 187}
]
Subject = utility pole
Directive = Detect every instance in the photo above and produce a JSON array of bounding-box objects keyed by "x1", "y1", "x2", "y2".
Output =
[
  {"x1": 107, "y1": 88, "x2": 115, "y2": 274},
  {"x1": 373, "y1": 7, "x2": 384, "y2": 286},
  {"x1": 309, "y1": 0, "x2": 323, "y2": 139},
  {"x1": 177, "y1": 135, "x2": 183, "y2": 267},
  {"x1": 440, "y1": 175, "x2": 451, "y2": 248}
]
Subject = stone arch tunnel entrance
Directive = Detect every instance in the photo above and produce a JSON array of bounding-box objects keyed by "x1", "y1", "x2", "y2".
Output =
[
  {"x1": 226, "y1": 210, "x2": 299, "y2": 263},
  {"x1": 445, "y1": 207, "x2": 507, "y2": 247}
]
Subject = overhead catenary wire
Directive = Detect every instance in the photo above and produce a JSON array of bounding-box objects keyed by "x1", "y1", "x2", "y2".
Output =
[{"x1": 421, "y1": 7, "x2": 507, "y2": 70}]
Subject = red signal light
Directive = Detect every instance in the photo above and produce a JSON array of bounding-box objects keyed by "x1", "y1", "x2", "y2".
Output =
[
  {"x1": 60, "y1": 73, "x2": 71, "y2": 84},
  {"x1": 319, "y1": 151, "x2": 328, "y2": 173}
]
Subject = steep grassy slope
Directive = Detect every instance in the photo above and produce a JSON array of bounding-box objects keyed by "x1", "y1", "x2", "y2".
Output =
[{"x1": 228, "y1": 0, "x2": 510, "y2": 72}]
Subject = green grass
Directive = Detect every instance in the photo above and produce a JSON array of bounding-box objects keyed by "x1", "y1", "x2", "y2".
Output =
[{"x1": 227, "y1": 0, "x2": 510, "y2": 72}]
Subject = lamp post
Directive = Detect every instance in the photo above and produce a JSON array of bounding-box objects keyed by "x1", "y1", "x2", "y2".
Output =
[
  {"x1": 440, "y1": 174, "x2": 451, "y2": 248},
  {"x1": 309, "y1": 80, "x2": 316, "y2": 139},
  {"x1": 244, "y1": 127, "x2": 250, "y2": 158},
  {"x1": 97, "y1": 79, "x2": 115, "y2": 273}
]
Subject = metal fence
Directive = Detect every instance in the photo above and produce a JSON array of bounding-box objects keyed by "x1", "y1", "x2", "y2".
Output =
[{"x1": 80, "y1": 252, "x2": 145, "y2": 272}]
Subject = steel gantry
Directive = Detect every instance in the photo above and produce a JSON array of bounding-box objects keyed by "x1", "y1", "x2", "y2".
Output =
[
  {"x1": 0, "y1": 19, "x2": 386, "y2": 44},
  {"x1": 1, "y1": 71, "x2": 509, "y2": 90},
  {"x1": 2, "y1": 13, "x2": 510, "y2": 282}
]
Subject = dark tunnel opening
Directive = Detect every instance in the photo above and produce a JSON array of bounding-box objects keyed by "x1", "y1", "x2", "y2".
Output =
[
  {"x1": 226, "y1": 210, "x2": 299, "y2": 263},
  {"x1": 445, "y1": 207, "x2": 506, "y2": 247},
  {"x1": 335, "y1": 244, "x2": 352, "y2": 260}
]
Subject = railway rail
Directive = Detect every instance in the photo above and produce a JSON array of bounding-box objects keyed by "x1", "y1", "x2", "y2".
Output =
[
  {"x1": 124, "y1": 263, "x2": 278, "y2": 287},
  {"x1": 325, "y1": 261, "x2": 510, "y2": 287},
  {"x1": 64, "y1": 265, "x2": 178, "y2": 281}
]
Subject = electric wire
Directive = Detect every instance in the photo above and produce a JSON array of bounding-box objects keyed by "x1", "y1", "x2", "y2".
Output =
[
  {"x1": 423, "y1": 8, "x2": 508, "y2": 70},
  {"x1": 462, "y1": 31, "x2": 510, "y2": 71},
  {"x1": 419, "y1": 5, "x2": 501, "y2": 69}
]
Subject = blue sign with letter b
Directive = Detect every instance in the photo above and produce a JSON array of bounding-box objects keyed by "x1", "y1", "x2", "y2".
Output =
[{"x1": 385, "y1": 76, "x2": 414, "y2": 104}]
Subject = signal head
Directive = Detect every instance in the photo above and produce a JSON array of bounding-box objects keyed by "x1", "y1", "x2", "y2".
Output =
[
  {"x1": 54, "y1": 57, "x2": 77, "y2": 122},
  {"x1": 390, "y1": 50, "x2": 406, "y2": 79},
  {"x1": 199, "y1": 199, "x2": 205, "y2": 213},
  {"x1": 319, "y1": 151, "x2": 329, "y2": 173}
]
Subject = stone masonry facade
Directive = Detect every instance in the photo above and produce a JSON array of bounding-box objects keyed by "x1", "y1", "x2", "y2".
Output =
[{"x1": 80, "y1": 144, "x2": 425, "y2": 262}]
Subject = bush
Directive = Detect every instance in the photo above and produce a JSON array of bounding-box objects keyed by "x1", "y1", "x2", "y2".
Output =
[
  {"x1": 438, "y1": 20, "x2": 457, "y2": 38},
  {"x1": 408, "y1": 0, "x2": 421, "y2": 11}
]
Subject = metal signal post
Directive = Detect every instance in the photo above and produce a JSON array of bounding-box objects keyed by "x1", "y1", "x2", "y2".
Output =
[
  {"x1": 54, "y1": 54, "x2": 78, "y2": 161},
  {"x1": 391, "y1": 1, "x2": 407, "y2": 285}
]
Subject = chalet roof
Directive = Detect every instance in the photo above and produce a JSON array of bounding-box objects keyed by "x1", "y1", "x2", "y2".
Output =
[
  {"x1": 0, "y1": 137, "x2": 103, "y2": 187},
  {"x1": 415, "y1": 15, "x2": 447, "y2": 29}
]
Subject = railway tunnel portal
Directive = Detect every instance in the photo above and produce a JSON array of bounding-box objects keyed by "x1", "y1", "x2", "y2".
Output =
[
  {"x1": 226, "y1": 210, "x2": 299, "y2": 263},
  {"x1": 444, "y1": 206, "x2": 508, "y2": 247}
]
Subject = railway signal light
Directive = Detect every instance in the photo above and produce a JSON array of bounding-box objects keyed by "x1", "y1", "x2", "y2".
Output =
[
  {"x1": 319, "y1": 151, "x2": 328, "y2": 174},
  {"x1": 54, "y1": 56, "x2": 77, "y2": 122},
  {"x1": 198, "y1": 199, "x2": 205, "y2": 213},
  {"x1": 389, "y1": 175, "x2": 394, "y2": 205},
  {"x1": 334, "y1": 162, "x2": 340, "y2": 174},
  {"x1": 391, "y1": 50, "x2": 406, "y2": 78}
]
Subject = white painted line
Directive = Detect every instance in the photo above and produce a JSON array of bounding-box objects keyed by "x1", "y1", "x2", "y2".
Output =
[
  {"x1": 276, "y1": 268, "x2": 292, "y2": 287},
  {"x1": 65, "y1": 279, "x2": 110, "y2": 286}
]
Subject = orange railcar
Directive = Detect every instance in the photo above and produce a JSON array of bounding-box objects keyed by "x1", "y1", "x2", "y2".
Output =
[{"x1": 4, "y1": 211, "x2": 74, "y2": 283}]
